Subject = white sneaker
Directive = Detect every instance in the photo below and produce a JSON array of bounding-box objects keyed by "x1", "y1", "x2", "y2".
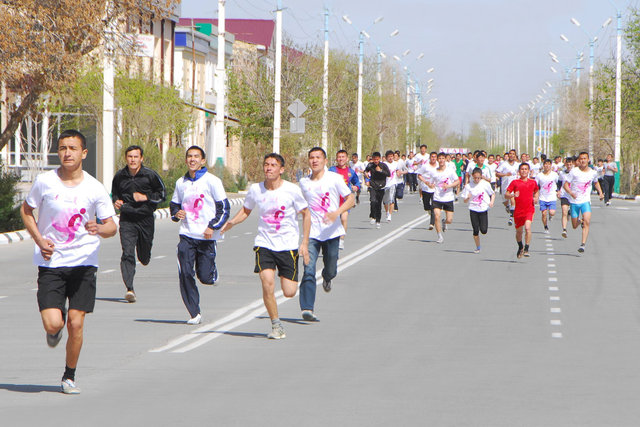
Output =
[
  {"x1": 124, "y1": 290, "x2": 136, "y2": 303},
  {"x1": 386, "y1": 214, "x2": 392, "y2": 222},
  {"x1": 187, "y1": 313, "x2": 201, "y2": 325},
  {"x1": 339, "y1": 239, "x2": 344, "y2": 250},
  {"x1": 267, "y1": 324, "x2": 286, "y2": 340},
  {"x1": 370, "y1": 218, "x2": 376, "y2": 225},
  {"x1": 301, "y1": 310, "x2": 318, "y2": 321},
  {"x1": 376, "y1": 223, "x2": 381, "y2": 229},
  {"x1": 61, "y1": 379, "x2": 81, "y2": 395},
  {"x1": 436, "y1": 234, "x2": 444, "y2": 244},
  {"x1": 428, "y1": 224, "x2": 434, "y2": 231}
]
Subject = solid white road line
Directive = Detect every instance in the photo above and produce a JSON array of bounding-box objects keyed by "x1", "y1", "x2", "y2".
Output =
[
  {"x1": 150, "y1": 215, "x2": 428, "y2": 354},
  {"x1": 154, "y1": 255, "x2": 166, "y2": 259},
  {"x1": 101, "y1": 269, "x2": 116, "y2": 274},
  {"x1": 0, "y1": 296, "x2": 7, "y2": 300}
]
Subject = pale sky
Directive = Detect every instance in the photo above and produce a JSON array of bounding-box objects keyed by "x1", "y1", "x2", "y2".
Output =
[{"x1": 180, "y1": 0, "x2": 637, "y2": 135}]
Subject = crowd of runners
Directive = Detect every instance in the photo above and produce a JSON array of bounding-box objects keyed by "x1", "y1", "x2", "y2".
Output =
[{"x1": 19, "y1": 129, "x2": 615, "y2": 394}]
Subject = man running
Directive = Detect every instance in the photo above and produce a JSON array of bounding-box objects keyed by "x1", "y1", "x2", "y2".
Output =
[
  {"x1": 431, "y1": 152, "x2": 460, "y2": 243},
  {"x1": 298, "y1": 147, "x2": 354, "y2": 321},
  {"x1": 563, "y1": 152, "x2": 604, "y2": 252},
  {"x1": 170, "y1": 146, "x2": 230, "y2": 325},
  {"x1": 559, "y1": 157, "x2": 574, "y2": 238},
  {"x1": 465, "y1": 150, "x2": 491, "y2": 185},
  {"x1": 221, "y1": 153, "x2": 310, "y2": 339},
  {"x1": 535, "y1": 158, "x2": 559, "y2": 234},
  {"x1": 487, "y1": 154, "x2": 498, "y2": 191},
  {"x1": 603, "y1": 154, "x2": 618, "y2": 206},
  {"x1": 329, "y1": 149, "x2": 360, "y2": 250},
  {"x1": 383, "y1": 150, "x2": 402, "y2": 222},
  {"x1": 111, "y1": 145, "x2": 165, "y2": 303},
  {"x1": 20, "y1": 130, "x2": 117, "y2": 394},
  {"x1": 417, "y1": 151, "x2": 438, "y2": 230},
  {"x1": 349, "y1": 152, "x2": 366, "y2": 204},
  {"x1": 505, "y1": 163, "x2": 539, "y2": 258},
  {"x1": 462, "y1": 167, "x2": 495, "y2": 253},
  {"x1": 496, "y1": 149, "x2": 520, "y2": 226},
  {"x1": 364, "y1": 152, "x2": 390, "y2": 228}
]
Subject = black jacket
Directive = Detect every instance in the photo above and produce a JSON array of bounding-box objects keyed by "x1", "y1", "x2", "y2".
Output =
[
  {"x1": 364, "y1": 162, "x2": 391, "y2": 190},
  {"x1": 111, "y1": 165, "x2": 166, "y2": 220}
]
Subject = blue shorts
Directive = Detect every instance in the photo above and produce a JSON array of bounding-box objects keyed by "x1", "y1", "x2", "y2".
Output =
[
  {"x1": 539, "y1": 200, "x2": 557, "y2": 212},
  {"x1": 570, "y1": 202, "x2": 592, "y2": 218}
]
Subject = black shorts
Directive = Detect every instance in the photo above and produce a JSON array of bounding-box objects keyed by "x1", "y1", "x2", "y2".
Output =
[
  {"x1": 421, "y1": 191, "x2": 434, "y2": 211},
  {"x1": 37, "y1": 266, "x2": 97, "y2": 313},
  {"x1": 560, "y1": 197, "x2": 571, "y2": 206},
  {"x1": 253, "y1": 247, "x2": 299, "y2": 282},
  {"x1": 433, "y1": 200, "x2": 454, "y2": 212}
]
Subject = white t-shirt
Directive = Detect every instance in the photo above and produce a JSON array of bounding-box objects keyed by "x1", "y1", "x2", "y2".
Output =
[
  {"x1": 536, "y1": 171, "x2": 559, "y2": 202},
  {"x1": 299, "y1": 171, "x2": 351, "y2": 241},
  {"x1": 487, "y1": 163, "x2": 498, "y2": 183},
  {"x1": 384, "y1": 160, "x2": 398, "y2": 188},
  {"x1": 432, "y1": 168, "x2": 459, "y2": 202},
  {"x1": 244, "y1": 181, "x2": 308, "y2": 251},
  {"x1": 405, "y1": 157, "x2": 416, "y2": 173},
  {"x1": 412, "y1": 153, "x2": 429, "y2": 170},
  {"x1": 349, "y1": 160, "x2": 366, "y2": 182},
  {"x1": 416, "y1": 163, "x2": 437, "y2": 193},
  {"x1": 552, "y1": 162, "x2": 564, "y2": 173},
  {"x1": 566, "y1": 167, "x2": 598, "y2": 204},
  {"x1": 604, "y1": 161, "x2": 617, "y2": 177},
  {"x1": 465, "y1": 161, "x2": 477, "y2": 174},
  {"x1": 559, "y1": 170, "x2": 571, "y2": 199},
  {"x1": 395, "y1": 159, "x2": 407, "y2": 184},
  {"x1": 446, "y1": 161, "x2": 456, "y2": 173},
  {"x1": 496, "y1": 161, "x2": 520, "y2": 193},
  {"x1": 468, "y1": 162, "x2": 492, "y2": 182},
  {"x1": 25, "y1": 169, "x2": 115, "y2": 268},
  {"x1": 172, "y1": 171, "x2": 228, "y2": 241},
  {"x1": 462, "y1": 180, "x2": 494, "y2": 212},
  {"x1": 530, "y1": 162, "x2": 541, "y2": 177}
]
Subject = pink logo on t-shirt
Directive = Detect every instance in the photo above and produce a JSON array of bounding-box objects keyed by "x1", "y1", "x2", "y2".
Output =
[
  {"x1": 472, "y1": 193, "x2": 484, "y2": 205},
  {"x1": 262, "y1": 206, "x2": 286, "y2": 232},
  {"x1": 310, "y1": 192, "x2": 331, "y2": 215},
  {"x1": 544, "y1": 181, "x2": 554, "y2": 193},
  {"x1": 51, "y1": 208, "x2": 87, "y2": 244},
  {"x1": 183, "y1": 193, "x2": 205, "y2": 220},
  {"x1": 576, "y1": 181, "x2": 591, "y2": 195}
]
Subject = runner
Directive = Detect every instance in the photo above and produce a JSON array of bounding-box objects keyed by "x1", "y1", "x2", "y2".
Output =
[
  {"x1": 349, "y1": 152, "x2": 366, "y2": 204},
  {"x1": 432, "y1": 152, "x2": 460, "y2": 244},
  {"x1": 559, "y1": 156, "x2": 574, "y2": 238},
  {"x1": 111, "y1": 145, "x2": 166, "y2": 303},
  {"x1": 505, "y1": 163, "x2": 539, "y2": 258},
  {"x1": 454, "y1": 153, "x2": 465, "y2": 188},
  {"x1": 603, "y1": 154, "x2": 618, "y2": 206},
  {"x1": 20, "y1": 130, "x2": 117, "y2": 394},
  {"x1": 535, "y1": 158, "x2": 559, "y2": 234},
  {"x1": 364, "y1": 152, "x2": 390, "y2": 229},
  {"x1": 405, "y1": 151, "x2": 418, "y2": 193},
  {"x1": 383, "y1": 150, "x2": 401, "y2": 222},
  {"x1": 464, "y1": 150, "x2": 491, "y2": 185},
  {"x1": 530, "y1": 156, "x2": 541, "y2": 178},
  {"x1": 487, "y1": 154, "x2": 498, "y2": 191},
  {"x1": 393, "y1": 150, "x2": 407, "y2": 212},
  {"x1": 221, "y1": 153, "x2": 310, "y2": 339},
  {"x1": 416, "y1": 151, "x2": 438, "y2": 230},
  {"x1": 462, "y1": 167, "x2": 495, "y2": 253},
  {"x1": 552, "y1": 156, "x2": 564, "y2": 173},
  {"x1": 298, "y1": 147, "x2": 354, "y2": 321},
  {"x1": 170, "y1": 146, "x2": 230, "y2": 325},
  {"x1": 328, "y1": 149, "x2": 360, "y2": 250},
  {"x1": 495, "y1": 149, "x2": 520, "y2": 226},
  {"x1": 563, "y1": 152, "x2": 604, "y2": 252}
]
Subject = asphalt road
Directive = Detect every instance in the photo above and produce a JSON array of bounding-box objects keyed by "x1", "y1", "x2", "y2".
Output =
[{"x1": 1, "y1": 191, "x2": 639, "y2": 426}]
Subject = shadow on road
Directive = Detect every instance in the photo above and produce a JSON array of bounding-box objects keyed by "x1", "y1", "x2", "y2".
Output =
[
  {"x1": 215, "y1": 331, "x2": 267, "y2": 339},
  {"x1": 407, "y1": 238, "x2": 435, "y2": 243},
  {"x1": 257, "y1": 316, "x2": 312, "y2": 325},
  {"x1": 0, "y1": 383, "x2": 60, "y2": 393},
  {"x1": 95, "y1": 297, "x2": 129, "y2": 304},
  {"x1": 134, "y1": 319, "x2": 188, "y2": 325},
  {"x1": 444, "y1": 249, "x2": 476, "y2": 254},
  {"x1": 481, "y1": 258, "x2": 518, "y2": 264}
]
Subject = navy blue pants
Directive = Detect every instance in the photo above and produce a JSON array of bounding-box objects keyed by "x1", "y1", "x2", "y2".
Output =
[{"x1": 177, "y1": 235, "x2": 218, "y2": 318}]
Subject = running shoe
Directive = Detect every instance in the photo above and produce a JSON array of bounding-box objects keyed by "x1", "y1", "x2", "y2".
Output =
[
  {"x1": 187, "y1": 313, "x2": 202, "y2": 325},
  {"x1": 370, "y1": 218, "x2": 376, "y2": 225},
  {"x1": 580, "y1": 219, "x2": 585, "y2": 228},
  {"x1": 436, "y1": 234, "x2": 444, "y2": 244},
  {"x1": 376, "y1": 222, "x2": 381, "y2": 229},
  {"x1": 578, "y1": 244, "x2": 586, "y2": 253},
  {"x1": 523, "y1": 249, "x2": 530, "y2": 257},
  {"x1": 473, "y1": 247, "x2": 480, "y2": 254},
  {"x1": 386, "y1": 214, "x2": 392, "y2": 222},
  {"x1": 267, "y1": 325, "x2": 286, "y2": 340},
  {"x1": 428, "y1": 224, "x2": 434, "y2": 231},
  {"x1": 508, "y1": 218, "x2": 513, "y2": 226},
  {"x1": 301, "y1": 310, "x2": 318, "y2": 321},
  {"x1": 517, "y1": 248, "x2": 524, "y2": 259},
  {"x1": 61, "y1": 379, "x2": 81, "y2": 395},
  {"x1": 606, "y1": 201, "x2": 611, "y2": 206},
  {"x1": 339, "y1": 239, "x2": 344, "y2": 250},
  {"x1": 124, "y1": 290, "x2": 136, "y2": 303},
  {"x1": 322, "y1": 278, "x2": 332, "y2": 293},
  {"x1": 544, "y1": 227, "x2": 549, "y2": 234},
  {"x1": 562, "y1": 229, "x2": 568, "y2": 238},
  {"x1": 46, "y1": 329, "x2": 63, "y2": 348}
]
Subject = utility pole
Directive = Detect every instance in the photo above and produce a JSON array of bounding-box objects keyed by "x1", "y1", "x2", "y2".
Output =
[
  {"x1": 321, "y1": 7, "x2": 329, "y2": 152},
  {"x1": 273, "y1": 0, "x2": 283, "y2": 154},
  {"x1": 377, "y1": 46, "x2": 383, "y2": 151},
  {"x1": 356, "y1": 31, "x2": 364, "y2": 158},
  {"x1": 405, "y1": 69, "x2": 411, "y2": 154},
  {"x1": 614, "y1": 8, "x2": 622, "y2": 170},
  {"x1": 102, "y1": 2, "x2": 115, "y2": 193},
  {"x1": 211, "y1": 0, "x2": 227, "y2": 167},
  {"x1": 587, "y1": 38, "x2": 595, "y2": 160}
]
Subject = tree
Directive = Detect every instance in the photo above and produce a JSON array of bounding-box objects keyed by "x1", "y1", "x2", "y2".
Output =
[{"x1": 0, "y1": 0, "x2": 178, "y2": 152}]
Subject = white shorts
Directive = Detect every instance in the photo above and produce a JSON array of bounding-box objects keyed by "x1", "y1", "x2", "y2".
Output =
[{"x1": 383, "y1": 185, "x2": 396, "y2": 204}]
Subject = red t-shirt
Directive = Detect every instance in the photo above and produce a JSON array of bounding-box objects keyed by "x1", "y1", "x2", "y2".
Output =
[
  {"x1": 506, "y1": 178, "x2": 538, "y2": 215},
  {"x1": 334, "y1": 166, "x2": 351, "y2": 205}
]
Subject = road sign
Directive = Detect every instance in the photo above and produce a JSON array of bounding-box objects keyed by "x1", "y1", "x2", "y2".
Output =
[
  {"x1": 288, "y1": 99, "x2": 307, "y2": 118},
  {"x1": 290, "y1": 118, "x2": 306, "y2": 134}
]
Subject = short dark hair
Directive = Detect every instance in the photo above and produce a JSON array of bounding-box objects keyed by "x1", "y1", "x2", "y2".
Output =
[
  {"x1": 336, "y1": 149, "x2": 348, "y2": 156},
  {"x1": 264, "y1": 152, "x2": 285, "y2": 167},
  {"x1": 472, "y1": 167, "x2": 483, "y2": 175},
  {"x1": 125, "y1": 145, "x2": 143, "y2": 157},
  {"x1": 186, "y1": 145, "x2": 206, "y2": 159},
  {"x1": 58, "y1": 129, "x2": 86, "y2": 149},
  {"x1": 394, "y1": 150, "x2": 401, "y2": 155},
  {"x1": 519, "y1": 162, "x2": 530, "y2": 170},
  {"x1": 565, "y1": 156, "x2": 575, "y2": 163},
  {"x1": 371, "y1": 151, "x2": 381, "y2": 158},
  {"x1": 351, "y1": 153, "x2": 359, "y2": 157},
  {"x1": 543, "y1": 159, "x2": 552, "y2": 165},
  {"x1": 420, "y1": 144, "x2": 427, "y2": 149},
  {"x1": 437, "y1": 152, "x2": 446, "y2": 158},
  {"x1": 308, "y1": 147, "x2": 326, "y2": 158},
  {"x1": 385, "y1": 150, "x2": 394, "y2": 157},
  {"x1": 578, "y1": 151, "x2": 589, "y2": 158},
  {"x1": 430, "y1": 151, "x2": 438, "y2": 156}
]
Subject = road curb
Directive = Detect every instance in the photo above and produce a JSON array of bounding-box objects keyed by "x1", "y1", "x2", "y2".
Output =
[{"x1": 0, "y1": 197, "x2": 245, "y2": 245}]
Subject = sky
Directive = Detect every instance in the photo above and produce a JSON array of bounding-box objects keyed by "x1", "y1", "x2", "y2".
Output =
[{"x1": 180, "y1": 0, "x2": 638, "y2": 136}]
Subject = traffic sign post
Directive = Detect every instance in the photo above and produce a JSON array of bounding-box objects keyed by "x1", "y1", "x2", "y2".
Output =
[{"x1": 288, "y1": 99, "x2": 307, "y2": 134}]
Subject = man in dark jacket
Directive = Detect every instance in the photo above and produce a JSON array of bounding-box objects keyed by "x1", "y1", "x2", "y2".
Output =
[
  {"x1": 111, "y1": 145, "x2": 166, "y2": 303},
  {"x1": 364, "y1": 151, "x2": 390, "y2": 228}
]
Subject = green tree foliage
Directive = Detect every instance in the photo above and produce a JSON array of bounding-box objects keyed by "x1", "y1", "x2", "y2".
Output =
[{"x1": 0, "y1": 163, "x2": 22, "y2": 232}]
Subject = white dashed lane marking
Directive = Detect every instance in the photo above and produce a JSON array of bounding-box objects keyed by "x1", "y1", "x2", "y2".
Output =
[
  {"x1": 101, "y1": 269, "x2": 116, "y2": 274},
  {"x1": 154, "y1": 255, "x2": 166, "y2": 259}
]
